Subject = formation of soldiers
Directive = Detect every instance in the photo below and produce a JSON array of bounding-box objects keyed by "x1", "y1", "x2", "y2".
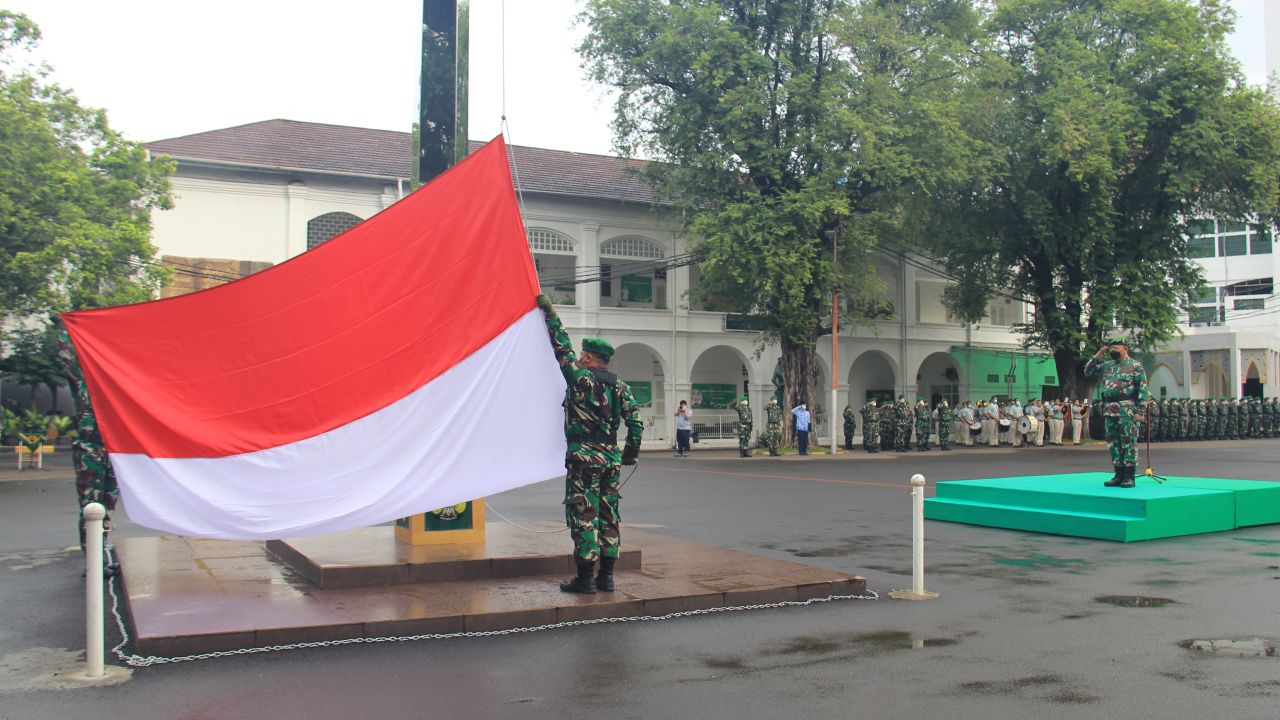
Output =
[
  {"x1": 848, "y1": 396, "x2": 959, "y2": 453},
  {"x1": 1142, "y1": 397, "x2": 1280, "y2": 441},
  {"x1": 725, "y1": 394, "x2": 1280, "y2": 455}
]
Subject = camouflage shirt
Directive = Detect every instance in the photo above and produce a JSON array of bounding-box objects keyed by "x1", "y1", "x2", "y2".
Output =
[
  {"x1": 544, "y1": 312, "x2": 643, "y2": 465},
  {"x1": 1084, "y1": 355, "x2": 1147, "y2": 417}
]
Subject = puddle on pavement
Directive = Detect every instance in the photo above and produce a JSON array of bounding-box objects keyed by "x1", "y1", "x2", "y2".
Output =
[
  {"x1": 703, "y1": 630, "x2": 960, "y2": 672},
  {"x1": 1095, "y1": 595, "x2": 1176, "y2": 608},
  {"x1": 1180, "y1": 638, "x2": 1277, "y2": 658},
  {"x1": 953, "y1": 673, "x2": 1098, "y2": 704}
]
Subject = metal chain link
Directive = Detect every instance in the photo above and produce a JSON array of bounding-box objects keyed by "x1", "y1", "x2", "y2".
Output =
[{"x1": 104, "y1": 548, "x2": 876, "y2": 667}]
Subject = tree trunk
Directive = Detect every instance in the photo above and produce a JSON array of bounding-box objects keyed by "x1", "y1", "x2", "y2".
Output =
[
  {"x1": 779, "y1": 336, "x2": 819, "y2": 448},
  {"x1": 1055, "y1": 347, "x2": 1091, "y2": 403}
]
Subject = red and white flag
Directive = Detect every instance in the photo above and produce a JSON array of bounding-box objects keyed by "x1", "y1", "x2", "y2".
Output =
[{"x1": 61, "y1": 137, "x2": 567, "y2": 539}]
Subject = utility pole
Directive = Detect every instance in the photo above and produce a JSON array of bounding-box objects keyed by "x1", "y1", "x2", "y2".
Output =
[{"x1": 419, "y1": 0, "x2": 469, "y2": 185}]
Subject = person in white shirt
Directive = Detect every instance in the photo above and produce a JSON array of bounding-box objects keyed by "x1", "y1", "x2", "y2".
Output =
[
  {"x1": 1027, "y1": 399, "x2": 1046, "y2": 446},
  {"x1": 956, "y1": 402, "x2": 972, "y2": 446},
  {"x1": 1007, "y1": 399, "x2": 1024, "y2": 447},
  {"x1": 984, "y1": 398, "x2": 1001, "y2": 447},
  {"x1": 1070, "y1": 399, "x2": 1088, "y2": 445},
  {"x1": 1047, "y1": 400, "x2": 1065, "y2": 445}
]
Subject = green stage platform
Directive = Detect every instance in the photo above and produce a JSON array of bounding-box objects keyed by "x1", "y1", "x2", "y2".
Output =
[{"x1": 924, "y1": 473, "x2": 1280, "y2": 542}]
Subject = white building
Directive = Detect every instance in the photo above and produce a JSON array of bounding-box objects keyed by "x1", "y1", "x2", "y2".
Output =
[{"x1": 144, "y1": 120, "x2": 1046, "y2": 446}]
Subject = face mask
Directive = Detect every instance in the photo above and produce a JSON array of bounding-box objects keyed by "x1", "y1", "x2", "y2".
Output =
[{"x1": 1109, "y1": 350, "x2": 1122, "y2": 360}]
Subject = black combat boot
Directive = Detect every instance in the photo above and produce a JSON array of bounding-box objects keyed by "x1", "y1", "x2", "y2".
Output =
[
  {"x1": 560, "y1": 560, "x2": 596, "y2": 594},
  {"x1": 1119, "y1": 466, "x2": 1136, "y2": 488},
  {"x1": 1104, "y1": 465, "x2": 1124, "y2": 487},
  {"x1": 595, "y1": 556, "x2": 616, "y2": 592}
]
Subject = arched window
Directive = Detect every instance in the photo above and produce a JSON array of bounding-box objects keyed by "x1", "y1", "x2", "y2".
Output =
[
  {"x1": 600, "y1": 235, "x2": 664, "y2": 259},
  {"x1": 527, "y1": 228, "x2": 576, "y2": 254},
  {"x1": 307, "y1": 212, "x2": 363, "y2": 250}
]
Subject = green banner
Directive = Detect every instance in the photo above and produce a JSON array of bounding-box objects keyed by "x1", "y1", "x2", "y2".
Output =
[
  {"x1": 692, "y1": 383, "x2": 739, "y2": 409},
  {"x1": 620, "y1": 275, "x2": 653, "y2": 302},
  {"x1": 627, "y1": 380, "x2": 653, "y2": 407}
]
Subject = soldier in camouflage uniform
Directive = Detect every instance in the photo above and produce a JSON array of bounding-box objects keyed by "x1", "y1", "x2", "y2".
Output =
[
  {"x1": 537, "y1": 295, "x2": 643, "y2": 594},
  {"x1": 1249, "y1": 397, "x2": 1262, "y2": 438},
  {"x1": 1217, "y1": 397, "x2": 1229, "y2": 440},
  {"x1": 861, "y1": 399, "x2": 880, "y2": 453},
  {"x1": 765, "y1": 398, "x2": 783, "y2": 456},
  {"x1": 895, "y1": 397, "x2": 913, "y2": 452},
  {"x1": 879, "y1": 401, "x2": 895, "y2": 451},
  {"x1": 934, "y1": 399, "x2": 953, "y2": 451},
  {"x1": 1151, "y1": 398, "x2": 1163, "y2": 442},
  {"x1": 1227, "y1": 397, "x2": 1239, "y2": 439},
  {"x1": 56, "y1": 327, "x2": 120, "y2": 576},
  {"x1": 842, "y1": 404, "x2": 857, "y2": 451},
  {"x1": 735, "y1": 397, "x2": 754, "y2": 457},
  {"x1": 914, "y1": 399, "x2": 931, "y2": 451},
  {"x1": 1268, "y1": 398, "x2": 1278, "y2": 438},
  {"x1": 1084, "y1": 337, "x2": 1147, "y2": 488}
]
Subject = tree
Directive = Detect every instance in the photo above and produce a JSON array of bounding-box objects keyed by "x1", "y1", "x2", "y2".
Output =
[
  {"x1": 0, "y1": 323, "x2": 62, "y2": 411},
  {"x1": 580, "y1": 0, "x2": 984, "y2": 440},
  {"x1": 915, "y1": 0, "x2": 1280, "y2": 400},
  {"x1": 0, "y1": 11, "x2": 174, "y2": 324}
]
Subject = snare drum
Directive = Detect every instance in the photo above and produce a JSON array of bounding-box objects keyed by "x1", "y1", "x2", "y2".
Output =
[
  {"x1": 998, "y1": 418, "x2": 1012, "y2": 429},
  {"x1": 969, "y1": 421, "x2": 982, "y2": 436}
]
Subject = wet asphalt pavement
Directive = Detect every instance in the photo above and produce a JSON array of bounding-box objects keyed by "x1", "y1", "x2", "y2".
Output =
[{"x1": 2, "y1": 440, "x2": 1279, "y2": 720}]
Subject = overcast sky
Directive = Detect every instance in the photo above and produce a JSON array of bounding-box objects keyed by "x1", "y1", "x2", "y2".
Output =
[{"x1": 4, "y1": 0, "x2": 1272, "y2": 157}]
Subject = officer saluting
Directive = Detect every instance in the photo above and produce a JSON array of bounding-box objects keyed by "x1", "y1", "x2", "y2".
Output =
[
  {"x1": 537, "y1": 294, "x2": 644, "y2": 594},
  {"x1": 1084, "y1": 336, "x2": 1147, "y2": 488}
]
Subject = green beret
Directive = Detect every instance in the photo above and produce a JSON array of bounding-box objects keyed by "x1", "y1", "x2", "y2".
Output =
[
  {"x1": 1106, "y1": 336, "x2": 1129, "y2": 346},
  {"x1": 581, "y1": 338, "x2": 614, "y2": 360}
]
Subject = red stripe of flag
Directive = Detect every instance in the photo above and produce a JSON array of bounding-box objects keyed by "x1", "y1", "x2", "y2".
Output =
[{"x1": 63, "y1": 136, "x2": 537, "y2": 458}]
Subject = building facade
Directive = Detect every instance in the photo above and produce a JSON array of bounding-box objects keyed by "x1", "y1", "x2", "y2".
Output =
[{"x1": 145, "y1": 120, "x2": 1050, "y2": 447}]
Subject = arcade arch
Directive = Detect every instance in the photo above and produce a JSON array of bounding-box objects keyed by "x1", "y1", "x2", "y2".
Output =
[
  {"x1": 1198, "y1": 361, "x2": 1229, "y2": 398},
  {"x1": 611, "y1": 342, "x2": 667, "y2": 442},
  {"x1": 691, "y1": 346, "x2": 753, "y2": 439},
  {"x1": 849, "y1": 350, "x2": 898, "y2": 406},
  {"x1": 1148, "y1": 364, "x2": 1179, "y2": 399},
  {"x1": 916, "y1": 352, "x2": 960, "y2": 407}
]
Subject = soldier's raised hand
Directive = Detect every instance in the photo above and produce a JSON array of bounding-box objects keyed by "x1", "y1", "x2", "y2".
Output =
[{"x1": 536, "y1": 293, "x2": 556, "y2": 315}]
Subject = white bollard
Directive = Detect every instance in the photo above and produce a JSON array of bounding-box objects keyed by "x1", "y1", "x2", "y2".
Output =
[
  {"x1": 83, "y1": 502, "x2": 106, "y2": 678},
  {"x1": 889, "y1": 474, "x2": 940, "y2": 600}
]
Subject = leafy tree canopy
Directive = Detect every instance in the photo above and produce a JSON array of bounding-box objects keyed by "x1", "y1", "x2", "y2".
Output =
[
  {"x1": 0, "y1": 11, "x2": 173, "y2": 325},
  {"x1": 912, "y1": 0, "x2": 1280, "y2": 397},
  {"x1": 580, "y1": 0, "x2": 985, "y2": 420}
]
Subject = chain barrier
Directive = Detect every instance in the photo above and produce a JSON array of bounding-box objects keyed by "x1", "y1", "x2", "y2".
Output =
[{"x1": 104, "y1": 546, "x2": 876, "y2": 668}]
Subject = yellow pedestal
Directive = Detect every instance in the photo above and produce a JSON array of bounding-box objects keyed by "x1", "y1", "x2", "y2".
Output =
[{"x1": 395, "y1": 499, "x2": 486, "y2": 545}]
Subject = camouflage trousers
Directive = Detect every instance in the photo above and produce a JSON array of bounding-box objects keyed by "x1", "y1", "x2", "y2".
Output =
[
  {"x1": 738, "y1": 426, "x2": 753, "y2": 453},
  {"x1": 765, "y1": 427, "x2": 781, "y2": 455},
  {"x1": 843, "y1": 426, "x2": 855, "y2": 450},
  {"x1": 896, "y1": 422, "x2": 912, "y2": 451},
  {"x1": 863, "y1": 423, "x2": 879, "y2": 450},
  {"x1": 564, "y1": 460, "x2": 622, "y2": 563},
  {"x1": 75, "y1": 449, "x2": 118, "y2": 552},
  {"x1": 1104, "y1": 414, "x2": 1139, "y2": 468}
]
